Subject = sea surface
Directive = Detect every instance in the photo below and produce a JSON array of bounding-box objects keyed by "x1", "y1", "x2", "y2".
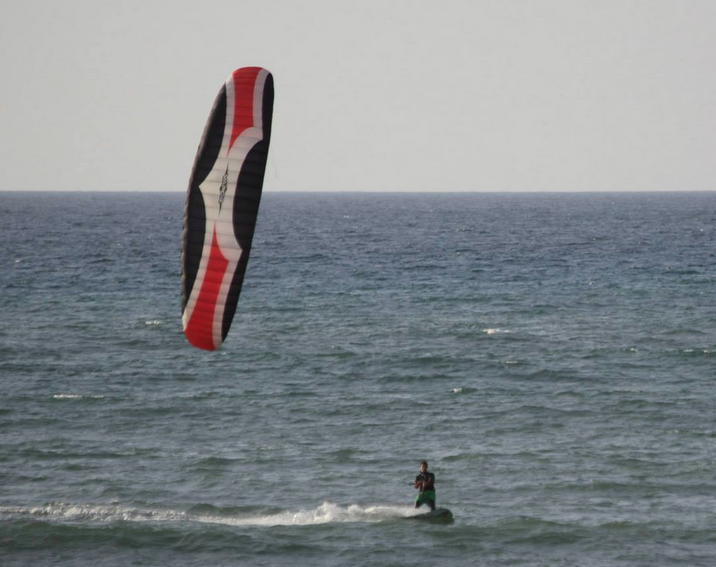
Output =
[{"x1": 1, "y1": 191, "x2": 715, "y2": 566}]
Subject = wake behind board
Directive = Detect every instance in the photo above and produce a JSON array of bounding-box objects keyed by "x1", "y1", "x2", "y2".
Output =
[{"x1": 405, "y1": 508, "x2": 453, "y2": 522}]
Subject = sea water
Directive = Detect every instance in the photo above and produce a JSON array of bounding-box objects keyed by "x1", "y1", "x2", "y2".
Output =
[{"x1": 1, "y1": 192, "x2": 715, "y2": 566}]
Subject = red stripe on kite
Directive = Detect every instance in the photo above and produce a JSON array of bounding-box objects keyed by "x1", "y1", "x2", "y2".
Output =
[
  {"x1": 183, "y1": 228, "x2": 230, "y2": 351},
  {"x1": 228, "y1": 67, "x2": 261, "y2": 154}
]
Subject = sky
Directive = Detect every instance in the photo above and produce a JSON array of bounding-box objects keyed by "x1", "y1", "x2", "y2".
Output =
[{"x1": 1, "y1": 0, "x2": 715, "y2": 193}]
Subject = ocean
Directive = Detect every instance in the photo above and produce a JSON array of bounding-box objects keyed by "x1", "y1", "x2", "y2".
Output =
[{"x1": 1, "y1": 191, "x2": 715, "y2": 566}]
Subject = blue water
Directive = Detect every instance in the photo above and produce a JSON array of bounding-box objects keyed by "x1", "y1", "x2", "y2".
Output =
[{"x1": 1, "y1": 192, "x2": 715, "y2": 566}]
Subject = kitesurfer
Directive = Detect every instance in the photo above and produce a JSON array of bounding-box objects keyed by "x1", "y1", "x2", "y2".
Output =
[{"x1": 414, "y1": 461, "x2": 436, "y2": 511}]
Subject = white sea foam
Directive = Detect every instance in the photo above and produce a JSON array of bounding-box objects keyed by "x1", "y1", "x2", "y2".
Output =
[
  {"x1": 0, "y1": 502, "x2": 420, "y2": 528},
  {"x1": 0, "y1": 503, "x2": 181, "y2": 523},
  {"x1": 208, "y1": 502, "x2": 419, "y2": 527},
  {"x1": 483, "y1": 328, "x2": 510, "y2": 335},
  {"x1": 144, "y1": 320, "x2": 163, "y2": 326},
  {"x1": 52, "y1": 394, "x2": 105, "y2": 400}
]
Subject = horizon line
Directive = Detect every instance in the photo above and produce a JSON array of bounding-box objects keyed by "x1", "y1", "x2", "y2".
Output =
[{"x1": 1, "y1": 189, "x2": 715, "y2": 195}]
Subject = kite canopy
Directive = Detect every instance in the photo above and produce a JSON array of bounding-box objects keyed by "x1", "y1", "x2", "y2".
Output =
[{"x1": 181, "y1": 67, "x2": 274, "y2": 351}]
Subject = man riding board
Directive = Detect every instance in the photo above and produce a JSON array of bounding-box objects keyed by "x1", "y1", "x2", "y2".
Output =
[{"x1": 414, "y1": 461, "x2": 436, "y2": 511}]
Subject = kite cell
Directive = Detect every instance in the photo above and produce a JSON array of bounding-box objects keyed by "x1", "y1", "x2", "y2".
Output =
[{"x1": 181, "y1": 67, "x2": 274, "y2": 351}]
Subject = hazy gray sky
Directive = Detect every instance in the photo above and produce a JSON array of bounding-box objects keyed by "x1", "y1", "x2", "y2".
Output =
[{"x1": 2, "y1": 1, "x2": 715, "y2": 192}]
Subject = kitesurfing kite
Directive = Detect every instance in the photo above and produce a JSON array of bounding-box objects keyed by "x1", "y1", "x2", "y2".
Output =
[{"x1": 181, "y1": 67, "x2": 274, "y2": 351}]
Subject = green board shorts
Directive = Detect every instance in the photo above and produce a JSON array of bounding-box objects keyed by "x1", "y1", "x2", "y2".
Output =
[{"x1": 415, "y1": 490, "x2": 436, "y2": 505}]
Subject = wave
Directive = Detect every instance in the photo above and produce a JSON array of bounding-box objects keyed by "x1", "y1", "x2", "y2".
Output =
[
  {"x1": 0, "y1": 501, "x2": 422, "y2": 528},
  {"x1": 51, "y1": 394, "x2": 106, "y2": 400},
  {"x1": 449, "y1": 386, "x2": 479, "y2": 395}
]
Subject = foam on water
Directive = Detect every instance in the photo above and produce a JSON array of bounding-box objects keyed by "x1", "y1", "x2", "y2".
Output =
[
  {"x1": 483, "y1": 328, "x2": 511, "y2": 335},
  {"x1": 0, "y1": 502, "x2": 420, "y2": 528},
  {"x1": 211, "y1": 502, "x2": 421, "y2": 526},
  {"x1": 51, "y1": 394, "x2": 105, "y2": 400}
]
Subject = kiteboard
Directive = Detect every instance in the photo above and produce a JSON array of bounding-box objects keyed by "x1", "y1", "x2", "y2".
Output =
[{"x1": 405, "y1": 508, "x2": 454, "y2": 522}]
